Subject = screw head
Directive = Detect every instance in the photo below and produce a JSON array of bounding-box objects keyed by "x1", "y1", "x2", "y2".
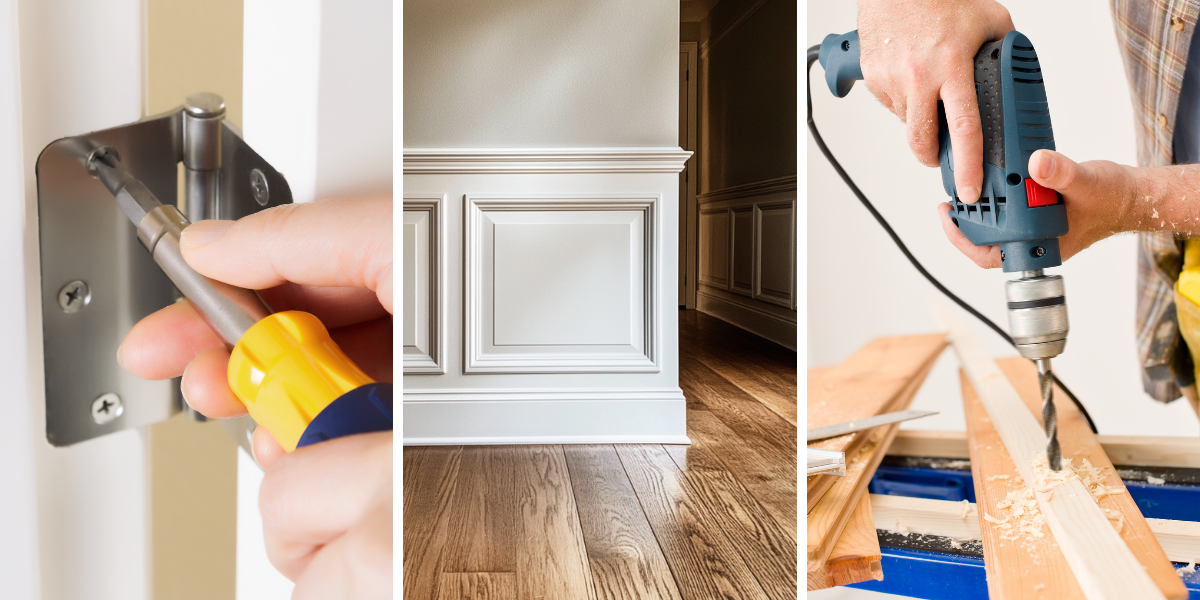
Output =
[
  {"x1": 250, "y1": 169, "x2": 270, "y2": 206},
  {"x1": 91, "y1": 393, "x2": 123, "y2": 425},
  {"x1": 58, "y1": 280, "x2": 90, "y2": 313}
]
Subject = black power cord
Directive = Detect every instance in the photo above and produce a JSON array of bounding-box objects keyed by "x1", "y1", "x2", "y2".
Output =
[{"x1": 806, "y1": 45, "x2": 1098, "y2": 433}]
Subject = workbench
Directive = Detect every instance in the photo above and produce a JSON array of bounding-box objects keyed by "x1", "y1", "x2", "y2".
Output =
[{"x1": 849, "y1": 454, "x2": 1200, "y2": 599}]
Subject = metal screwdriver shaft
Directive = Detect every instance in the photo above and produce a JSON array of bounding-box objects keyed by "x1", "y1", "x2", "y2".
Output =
[{"x1": 1038, "y1": 358, "x2": 1061, "y2": 470}]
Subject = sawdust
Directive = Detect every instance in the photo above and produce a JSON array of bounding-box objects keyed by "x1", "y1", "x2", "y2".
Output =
[
  {"x1": 988, "y1": 455, "x2": 1126, "y2": 555},
  {"x1": 960, "y1": 499, "x2": 972, "y2": 519},
  {"x1": 1147, "y1": 475, "x2": 1165, "y2": 485},
  {"x1": 1177, "y1": 561, "x2": 1196, "y2": 576}
]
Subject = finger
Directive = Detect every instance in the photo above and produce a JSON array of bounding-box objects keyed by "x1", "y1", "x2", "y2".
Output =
[
  {"x1": 181, "y1": 347, "x2": 246, "y2": 418},
  {"x1": 258, "y1": 284, "x2": 388, "y2": 328},
  {"x1": 906, "y1": 89, "x2": 941, "y2": 167},
  {"x1": 1028, "y1": 149, "x2": 1080, "y2": 193},
  {"x1": 180, "y1": 196, "x2": 393, "y2": 312},
  {"x1": 941, "y1": 70, "x2": 985, "y2": 203},
  {"x1": 330, "y1": 316, "x2": 393, "y2": 383},
  {"x1": 292, "y1": 500, "x2": 392, "y2": 599},
  {"x1": 261, "y1": 432, "x2": 392, "y2": 578},
  {"x1": 119, "y1": 301, "x2": 225, "y2": 380},
  {"x1": 254, "y1": 425, "x2": 287, "y2": 470},
  {"x1": 938, "y1": 203, "x2": 1002, "y2": 268}
]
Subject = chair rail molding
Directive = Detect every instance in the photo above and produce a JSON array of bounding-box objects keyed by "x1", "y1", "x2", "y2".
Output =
[{"x1": 403, "y1": 147, "x2": 691, "y2": 174}]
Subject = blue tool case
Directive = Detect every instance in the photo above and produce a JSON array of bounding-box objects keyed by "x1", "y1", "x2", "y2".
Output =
[{"x1": 847, "y1": 454, "x2": 1200, "y2": 599}]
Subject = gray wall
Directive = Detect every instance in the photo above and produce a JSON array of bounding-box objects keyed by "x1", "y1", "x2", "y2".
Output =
[
  {"x1": 404, "y1": 0, "x2": 678, "y2": 148},
  {"x1": 700, "y1": 0, "x2": 796, "y2": 192}
]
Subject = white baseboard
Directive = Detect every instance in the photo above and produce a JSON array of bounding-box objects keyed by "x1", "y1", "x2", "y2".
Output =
[
  {"x1": 697, "y1": 290, "x2": 797, "y2": 350},
  {"x1": 402, "y1": 390, "x2": 689, "y2": 445}
]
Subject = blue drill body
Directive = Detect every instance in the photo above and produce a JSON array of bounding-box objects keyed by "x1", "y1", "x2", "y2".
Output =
[{"x1": 818, "y1": 30, "x2": 1069, "y2": 273}]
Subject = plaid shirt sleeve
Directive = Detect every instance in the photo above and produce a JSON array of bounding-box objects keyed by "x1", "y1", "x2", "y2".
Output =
[{"x1": 1111, "y1": 0, "x2": 1200, "y2": 402}]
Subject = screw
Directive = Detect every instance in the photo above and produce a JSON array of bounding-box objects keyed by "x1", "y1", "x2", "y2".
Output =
[
  {"x1": 58, "y1": 280, "x2": 90, "y2": 313},
  {"x1": 91, "y1": 392, "x2": 123, "y2": 425},
  {"x1": 250, "y1": 169, "x2": 269, "y2": 206},
  {"x1": 1032, "y1": 246, "x2": 1046, "y2": 257}
]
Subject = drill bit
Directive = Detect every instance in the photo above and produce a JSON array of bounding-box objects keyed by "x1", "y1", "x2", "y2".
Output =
[{"x1": 1038, "y1": 358, "x2": 1061, "y2": 470}]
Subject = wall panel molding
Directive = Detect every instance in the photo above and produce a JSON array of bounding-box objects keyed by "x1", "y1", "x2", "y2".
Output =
[
  {"x1": 403, "y1": 147, "x2": 691, "y2": 174},
  {"x1": 402, "y1": 196, "x2": 445, "y2": 374},
  {"x1": 464, "y1": 194, "x2": 660, "y2": 373},
  {"x1": 698, "y1": 174, "x2": 797, "y2": 205}
]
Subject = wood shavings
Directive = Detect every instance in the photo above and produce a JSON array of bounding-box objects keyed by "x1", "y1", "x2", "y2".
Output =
[
  {"x1": 1147, "y1": 475, "x2": 1165, "y2": 485},
  {"x1": 960, "y1": 499, "x2": 971, "y2": 519},
  {"x1": 1034, "y1": 583, "x2": 1046, "y2": 591},
  {"x1": 987, "y1": 474, "x2": 1010, "y2": 481},
  {"x1": 1177, "y1": 561, "x2": 1196, "y2": 576}
]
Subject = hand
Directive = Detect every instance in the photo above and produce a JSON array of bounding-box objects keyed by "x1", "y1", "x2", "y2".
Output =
[
  {"x1": 937, "y1": 150, "x2": 1137, "y2": 267},
  {"x1": 857, "y1": 0, "x2": 1014, "y2": 203},
  {"x1": 116, "y1": 195, "x2": 393, "y2": 595}
]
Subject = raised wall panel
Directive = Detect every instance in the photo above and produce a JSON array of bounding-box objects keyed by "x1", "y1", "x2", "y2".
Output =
[
  {"x1": 699, "y1": 208, "x2": 729, "y2": 288},
  {"x1": 403, "y1": 197, "x2": 444, "y2": 374},
  {"x1": 465, "y1": 194, "x2": 658, "y2": 373},
  {"x1": 755, "y1": 201, "x2": 794, "y2": 307},
  {"x1": 730, "y1": 207, "x2": 753, "y2": 295}
]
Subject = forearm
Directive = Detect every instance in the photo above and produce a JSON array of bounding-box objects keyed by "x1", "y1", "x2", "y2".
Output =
[{"x1": 1127, "y1": 163, "x2": 1200, "y2": 236}]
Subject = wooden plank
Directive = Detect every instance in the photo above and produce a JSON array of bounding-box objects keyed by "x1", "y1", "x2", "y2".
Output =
[
  {"x1": 891, "y1": 429, "x2": 1200, "y2": 470},
  {"x1": 807, "y1": 418, "x2": 901, "y2": 570},
  {"x1": 681, "y1": 354, "x2": 795, "y2": 466},
  {"x1": 823, "y1": 494, "x2": 884, "y2": 588},
  {"x1": 940, "y1": 305, "x2": 1172, "y2": 600},
  {"x1": 871, "y1": 494, "x2": 1200, "y2": 565},
  {"x1": 403, "y1": 446, "x2": 464, "y2": 599},
  {"x1": 807, "y1": 354, "x2": 937, "y2": 511},
  {"x1": 441, "y1": 446, "x2": 521, "y2": 573},
  {"x1": 562, "y1": 445, "x2": 682, "y2": 600},
  {"x1": 514, "y1": 445, "x2": 597, "y2": 600},
  {"x1": 686, "y1": 409, "x2": 796, "y2": 536},
  {"x1": 663, "y1": 442, "x2": 798, "y2": 600},
  {"x1": 615, "y1": 444, "x2": 768, "y2": 599},
  {"x1": 435, "y1": 573, "x2": 517, "y2": 600}
]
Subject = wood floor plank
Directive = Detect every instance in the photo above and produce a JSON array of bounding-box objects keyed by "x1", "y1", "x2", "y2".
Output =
[
  {"x1": 441, "y1": 446, "x2": 521, "y2": 573},
  {"x1": 680, "y1": 354, "x2": 795, "y2": 468},
  {"x1": 514, "y1": 445, "x2": 597, "y2": 600},
  {"x1": 403, "y1": 446, "x2": 464, "y2": 600},
  {"x1": 616, "y1": 444, "x2": 768, "y2": 600},
  {"x1": 435, "y1": 573, "x2": 516, "y2": 600},
  {"x1": 664, "y1": 443, "x2": 798, "y2": 600},
  {"x1": 563, "y1": 445, "x2": 682, "y2": 600},
  {"x1": 685, "y1": 409, "x2": 796, "y2": 536}
]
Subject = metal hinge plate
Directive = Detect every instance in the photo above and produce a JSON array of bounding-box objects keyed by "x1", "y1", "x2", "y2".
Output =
[{"x1": 37, "y1": 104, "x2": 292, "y2": 447}]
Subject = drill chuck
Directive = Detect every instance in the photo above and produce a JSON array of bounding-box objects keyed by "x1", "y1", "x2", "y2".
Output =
[{"x1": 1006, "y1": 270, "x2": 1069, "y2": 359}]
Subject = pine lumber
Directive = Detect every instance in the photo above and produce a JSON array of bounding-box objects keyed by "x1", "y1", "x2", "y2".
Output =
[
  {"x1": 938, "y1": 302, "x2": 1178, "y2": 600},
  {"x1": 871, "y1": 494, "x2": 1200, "y2": 565},
  {"x1": 806, "y1": 416, "x2": 901, "y2": 574},
  {"x1": 890, "y1": 429, "x2": 1200, "y2": 469},
  {"x1": 822, "y1": 494, "x2": 884, "y2": 588},
  {"x1": 807, "y1": 334, "x2": 946, "y2": 510}
]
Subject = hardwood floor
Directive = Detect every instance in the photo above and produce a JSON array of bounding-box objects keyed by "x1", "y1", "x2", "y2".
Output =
[{"x1": 403, "y1": 310, "x2": 798, "y2": 599}]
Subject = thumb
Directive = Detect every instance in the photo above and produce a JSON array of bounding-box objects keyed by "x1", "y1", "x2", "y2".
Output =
[{"x1": 1028, "y1": 149, "x2": 1081, "y2": 193}]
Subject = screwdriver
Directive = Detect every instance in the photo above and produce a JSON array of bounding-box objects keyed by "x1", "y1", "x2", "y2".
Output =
[{"x1": 87, "y1": 145, "x2": 393, "y2": 451}]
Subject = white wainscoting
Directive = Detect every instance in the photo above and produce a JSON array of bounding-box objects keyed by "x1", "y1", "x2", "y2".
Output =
[
  {"x1": 402, "y1": 148, "x2": 690, "y2": 445},
  {"x1": 402, "y1": 196, "x2": 444, "y2": 374},
  {"x1": 696, "y1": 175, "x2": 797, "y2": 350}
]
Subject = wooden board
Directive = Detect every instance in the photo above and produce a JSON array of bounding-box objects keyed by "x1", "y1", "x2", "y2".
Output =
[
  {"x1": 513, "y1": 445, "x2": 597, "y2": 600},
  {"x1": 871, "y1": 494, "x2": 1200, "y2": 565},
  {"x1": 807, "y1": 416, "x2": 901, "y2": 572},
  {"x1": 939, "y1": 293, "x2": 1180, "y2": 600},
  {"x1": 436, "y1": 573, "x2": 517, "y2": 600},
  {"x1": 403, "y1": 446, "x2": 464, "y2": 599},
  {"x1": 823, "y1": 494, "x2": 884, "y2": 587},
  {"x1": 890, "y1": 429, "x2": 1200, "y2": 470},
  {"x1": 807, "y1": 334, "x2": 946, "y2": 510}
]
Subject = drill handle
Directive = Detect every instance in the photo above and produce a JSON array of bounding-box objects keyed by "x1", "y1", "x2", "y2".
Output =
[{"x1": 818, "y1": 31, "x2": 862, "y2": 98}]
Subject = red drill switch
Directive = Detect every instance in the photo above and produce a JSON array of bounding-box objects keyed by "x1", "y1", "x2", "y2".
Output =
[{"x1": 1025, "y1": 179, "x2": 1059, "y2": 207}]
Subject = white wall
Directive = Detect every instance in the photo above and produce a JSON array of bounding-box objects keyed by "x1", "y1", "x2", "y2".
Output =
[
  {"x1": 807, "y1": 2, "x2": 1200, "y2": 437},
  {"x1": 403, "y1": 0, "x2": 678, "y2": 148}
]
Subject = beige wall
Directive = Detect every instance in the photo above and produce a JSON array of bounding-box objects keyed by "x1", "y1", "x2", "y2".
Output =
[
  {"x1": 145, "y1": 0, "x2": 243, "y2": 598},
  {"x1": 699, "y1": 0, "x2": 796, "y2": 193},
  {"x1": 403, "y1": 0, "x2": 679, "y2": 148}
]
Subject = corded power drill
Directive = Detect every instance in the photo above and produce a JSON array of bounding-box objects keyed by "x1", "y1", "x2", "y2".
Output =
[{"x1": 817, "y1": 30, "x2": 1070, "y2": 469}]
